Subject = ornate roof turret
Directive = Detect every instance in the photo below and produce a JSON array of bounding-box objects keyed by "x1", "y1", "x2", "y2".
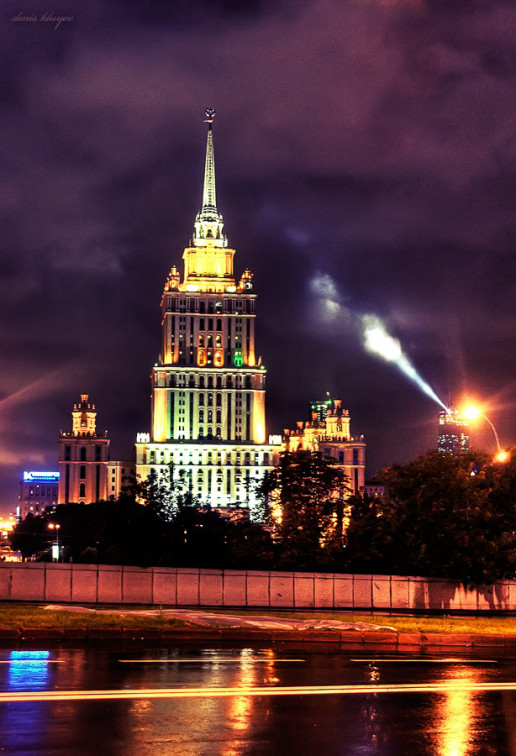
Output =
[
  {"x1": 193, "y1": 108, "x2": 227, "y2": 248},
  {"x1": 71, "y1": 394, "x2": 97, "y2": 437}
]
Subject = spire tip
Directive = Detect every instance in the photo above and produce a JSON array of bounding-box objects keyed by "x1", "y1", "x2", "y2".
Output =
[{"x1": 204, "y1": 107, "x2": 216, "y2": 123}]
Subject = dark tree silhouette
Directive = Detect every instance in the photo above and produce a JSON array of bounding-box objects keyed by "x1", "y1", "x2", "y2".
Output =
[
  {"x1": 257, "y1": 450, "x2": 350, "y2": 570},
  {"x1": 345, "y1": 450, "x2": 516, "y2": 584}
]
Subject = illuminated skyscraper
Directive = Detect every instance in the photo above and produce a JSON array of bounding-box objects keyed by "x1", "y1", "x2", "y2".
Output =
[
  {"x1": 135, "y1": 110, "x2": 280, "y2": 510},
  {"x1": 437, "y1": 408, "x2": 469, "y2": 455}
]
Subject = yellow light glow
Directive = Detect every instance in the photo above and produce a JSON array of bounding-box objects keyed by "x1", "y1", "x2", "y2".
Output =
[
  {"x1": 0, "y1": 516, "x2": 16, "y2": 533},
  {"x1": 495, "y1": 450, "x2": 510, "y2": 463},
  {"x1": 253, "y1": 395, "x2": 266, "y2": 443},
  {"x1": 462, "y1": 405, "x2": 481, "y2": 421},
  {"x1": 152, "y1": 391, "x2": 167, "y2": 442},
  {"x1": 254, "y1": 423, "x2": 265, "y2": 444},
  {"x1": 271, "y1": 500, "x2": 282, "y2": 525}
]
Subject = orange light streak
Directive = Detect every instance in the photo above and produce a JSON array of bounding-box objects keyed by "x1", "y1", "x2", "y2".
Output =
[
  {"x1": 117, "y1": 658, "x2": 305, "y2": 664},
  {"x1": 1, "y1": 681, "x2": 515, "y2": 703}
]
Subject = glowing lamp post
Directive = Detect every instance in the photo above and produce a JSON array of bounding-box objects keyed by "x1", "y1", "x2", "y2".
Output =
[
  {"x1": 463, "y1": 406, "x2": 509, "y2": 463},
  {"x1": 48, "y1": 523, "x2": 61, "y2": 562}
]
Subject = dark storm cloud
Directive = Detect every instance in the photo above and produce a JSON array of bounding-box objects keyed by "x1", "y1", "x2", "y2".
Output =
[{"x1": 1, "y1": 0, "x2": 515, "y2": 510}]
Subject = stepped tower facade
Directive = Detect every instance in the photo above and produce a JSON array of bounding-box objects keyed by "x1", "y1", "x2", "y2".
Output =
[{"x1": 135, "y1": 110, "x2": 280, "y2": 510}]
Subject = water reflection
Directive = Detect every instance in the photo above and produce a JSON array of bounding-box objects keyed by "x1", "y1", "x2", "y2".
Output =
[
  {"x1": 437, "y1": 666, "x2": 482, "y2": 756},
  {"x1": 227, "y1": 650, "x2": 258, "y2": 732},
  {"x1": 359, "y1": 663, "x2": 384, "y2": 751},
  {"x1": 0, "y1": 648, "x2": 512, "y2": 756},
  {"x1": 1, "y1": 651, "x2": 52, "y2": 754},
  {"x1": 124, "y1": 649, "x2": 280, "y2": 756},
  {"x1": 7, "y1": 650, "x2": 51, "y2": 690}
]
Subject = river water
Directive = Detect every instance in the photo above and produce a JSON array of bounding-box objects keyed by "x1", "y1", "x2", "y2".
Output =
[{"x1": 0, "y1": 644, "x2": 514, "y2": 755}]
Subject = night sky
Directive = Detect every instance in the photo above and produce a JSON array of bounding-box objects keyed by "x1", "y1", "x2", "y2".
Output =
[{"x1": 2, "y1": 0, "x2": 515, "y2": 514}]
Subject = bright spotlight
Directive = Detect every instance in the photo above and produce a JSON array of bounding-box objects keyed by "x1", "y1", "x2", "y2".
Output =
[
  {"x1": 462, "y1": 406, "x2": 507, "y2": 460},
  {"x1": 463, "y1": 406, "x2": 481, "y2": 421},
  {"x1": 362, "y1": 316, "x2": 449, "y2": 412},
  {"x1": 311, "y1": 272, "x2": 450, "y2": 412}
]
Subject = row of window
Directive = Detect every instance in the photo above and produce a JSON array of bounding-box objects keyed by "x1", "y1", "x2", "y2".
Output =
[
  {"x1": 322, "y1": 447, "x2": 361, "y2": 465},
  {"x1": 199, "y1": 392, "x2": 221, "y2": 406},
  {"x1": 63, "y1": 445, "x2": 104, "y2": 462},
  {"x1": 25, "y1": 485, "x2": 58, "y2": 498},
  {"x1": 168, "y1": 298, "x2": 254, "y2": 314},
  {"x1": 198, "y1": 334, "x2": 223, "y2": 347},
  {"x1": 147, "y1": 451, "x2": 270, "y2": 465},
  {"x1": 166, "y1": 374, "x2": 257, "y2": 389},
  {"x1": 198, "y1": 409, "x2": 222, "y2": 424},
  {"x1": 172, "y1": 317, "x2": 251, "y2": 335}
]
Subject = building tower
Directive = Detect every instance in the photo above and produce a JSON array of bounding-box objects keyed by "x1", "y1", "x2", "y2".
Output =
[
  {"x1": 310, "y1": 394, "x2": 333, "y2": 424},
  {"x1": 284, "y1": 398, "x2": 366, "y2": 495},
  {"x1": 135, "y1": 110, "x2": 279, "y2": 510},
  {"x1": 437, "y1": 407, "x2": 469, "y2": 455},
  {"x1": 57, "y1": 394, "x2": 110, "y2": 504}
]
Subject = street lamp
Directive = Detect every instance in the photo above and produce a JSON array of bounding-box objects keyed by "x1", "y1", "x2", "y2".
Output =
[
  {"x1": 48, "y1": 523, "x2": 61, "y2": 562},
  {"x1": 462, "y1": 406, "x2": 509, "y2": 463}
]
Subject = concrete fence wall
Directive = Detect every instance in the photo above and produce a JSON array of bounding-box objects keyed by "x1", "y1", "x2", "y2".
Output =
[{"x1": 0, "y1": 563, "x2": 515, "y2": 612}]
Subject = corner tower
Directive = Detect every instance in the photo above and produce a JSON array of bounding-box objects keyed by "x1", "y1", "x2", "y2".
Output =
[
  {"x1": 136, "y1": 110, "x2": 279, "y2": 510},
  {"x1": 57, "y1": 394, "x2": 110, "y2": 504}
]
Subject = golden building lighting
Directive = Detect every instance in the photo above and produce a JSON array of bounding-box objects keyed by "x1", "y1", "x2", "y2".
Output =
[{"x1": 135, "y1": 110, "x2": 281, "y2": 510}]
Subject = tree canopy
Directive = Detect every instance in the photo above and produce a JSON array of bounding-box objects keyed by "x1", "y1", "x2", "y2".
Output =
[
  {"x1": 345, "y1": 450, "x2": 516, "y2": 584},
  {"x1": 257, "y1": 450, "x2": 350, "y2": 570}
]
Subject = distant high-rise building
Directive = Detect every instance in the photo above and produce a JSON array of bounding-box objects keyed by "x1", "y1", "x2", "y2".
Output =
[
  {"x1": 57, "y1": 394, "x2": 110, "y2": 504},
  {"x1": 135, "y1": 110, "x2": 280, "y2": 510},
  {"x1": 437, "y1": 408, "x2": 469, "y2": 455},
  {"x1": 18, "y1": 471, "x2": 59, "y2": 519},
  {"x1": 284, "y1": 398, "x2": 366, "y2": 495},
  {"x1": 310, "y1": 395, "x2": 333, "y2": 424}
]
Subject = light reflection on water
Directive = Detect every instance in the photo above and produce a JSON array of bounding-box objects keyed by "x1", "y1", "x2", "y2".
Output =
[
  {"x1": 7, "y1": 650, "x2": 51, "y2": 690},
  {"x1": 437, "y1": 666, "x2": 478, "y2": 756},
  {"x1": 1, "y1": 651, "x2": 52, "y2": 754},
  {"x1": 0, "y1": 648, "x2": 513, "y2": 755},
  {"x1": 125, "y1": 648, "x2": 276, "y2": 756}
]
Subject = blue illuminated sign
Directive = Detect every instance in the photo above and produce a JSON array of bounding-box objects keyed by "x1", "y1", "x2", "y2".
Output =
[{"x1": 23, "y1": 471, "x2": 59, "y2": 483}]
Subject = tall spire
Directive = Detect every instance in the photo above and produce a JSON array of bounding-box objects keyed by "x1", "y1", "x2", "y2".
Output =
[
  {"x1": 193, "y1": 108, "x2": 227, "y2": 248},
  {"x1": 202, "y1": 107, "x2": 217, "y2": 213}
]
